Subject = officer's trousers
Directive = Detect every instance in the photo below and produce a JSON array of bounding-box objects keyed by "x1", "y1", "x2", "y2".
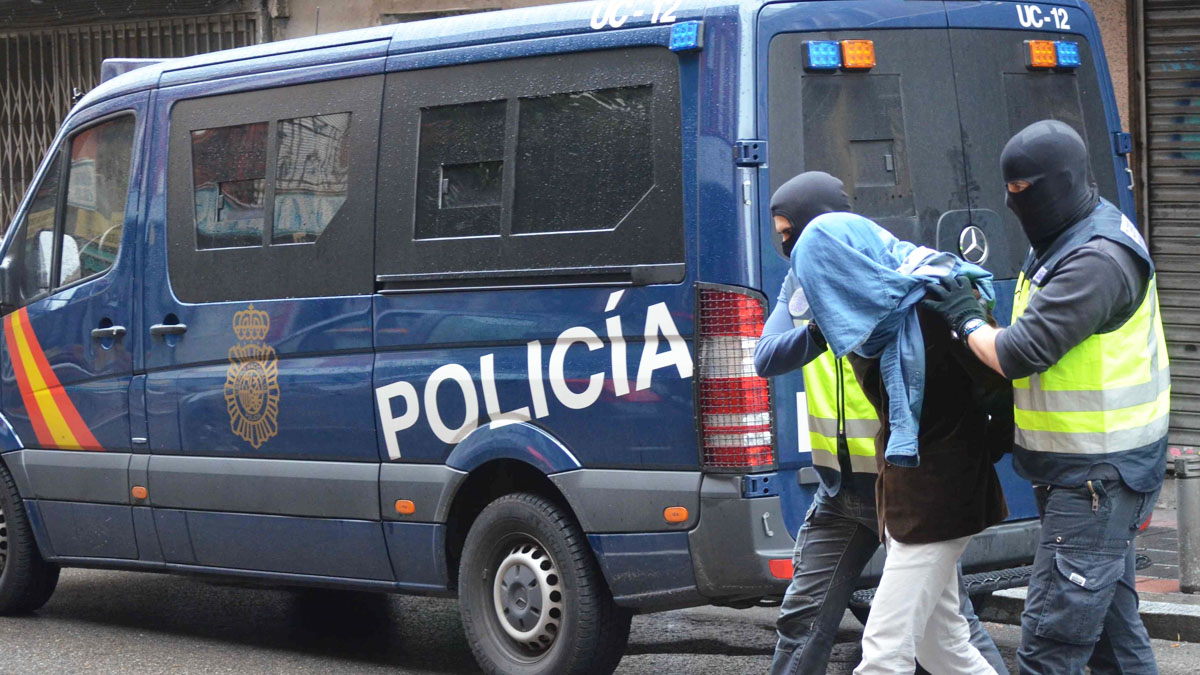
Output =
[
  {"x1": 769, "y1": 485, "x2": 1008, "y2": 674},
  {"x1": 1017, "y1": 479, "x2": 1159, "y2": 674}
]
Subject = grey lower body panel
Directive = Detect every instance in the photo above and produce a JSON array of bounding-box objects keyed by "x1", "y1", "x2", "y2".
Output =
[
  {"x1": 147, "y1": 455, "x2": 380, "y2": 520},
  {"x1": 549, "y1": 468, "x2": 701, "y2": 533},
  {"x1": 7, "y1": 449, "x2": 132, "y2": 504}
]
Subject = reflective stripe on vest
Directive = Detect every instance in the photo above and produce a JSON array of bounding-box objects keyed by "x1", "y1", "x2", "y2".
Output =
[
  {"x1": 800, "y1": 331, "x2": 880, "y2": 474},
  {"x1": 1011, "y1": 272, "x2": 1170, "y2": 456}
]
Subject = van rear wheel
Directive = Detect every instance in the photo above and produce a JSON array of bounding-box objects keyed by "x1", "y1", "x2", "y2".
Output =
[
  {"x1": 0, "y1": 461, "x2": 59, "y2": 614},
  {"x1": 459, "y1": 493, "x2": 631, "y2": 675}
]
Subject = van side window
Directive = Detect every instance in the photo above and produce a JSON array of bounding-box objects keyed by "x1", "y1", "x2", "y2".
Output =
[
  {"x1": 167, "y1": 76, "x2": 379, "y2": 302},
  {"x1": 377, "y1": 47, "x2": 684, "y2": 289},
  {"x1": 14, "y1": 163, "x2": 62, "y2": 302},
  {"x1": 61, "y1": 115, "x2": 136, "y2": 285},
  {"x1": 416, "y1": 101, "x2": 506, "y2": 239},
  {"x1": 2, "y1": 113, "x2": 136, "y2": 308},
  {"x1": 192, "y1": 122, "x2": 268, "y2": 250}
]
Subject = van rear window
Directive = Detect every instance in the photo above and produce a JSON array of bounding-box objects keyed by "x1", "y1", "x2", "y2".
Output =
[{"x1": 376, "y1": 47, "x2": 684, "y2": 290}]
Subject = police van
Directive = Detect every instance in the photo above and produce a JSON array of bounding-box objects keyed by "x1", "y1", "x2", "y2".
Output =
[{"x1": 0, "y1": 0, "x2": 1133, "y2": 672}]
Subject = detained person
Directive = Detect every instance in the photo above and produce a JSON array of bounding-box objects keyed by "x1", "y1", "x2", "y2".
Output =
[
  {"x1": 787, "y1": 211, "x2": 1012, "y2": 675},
  {"x1": 923, "y1": 120, "x2": 1168, "y2": 674},
  {"x1": 756, "y1": 172, "x2": 1007, "y2": 675}
]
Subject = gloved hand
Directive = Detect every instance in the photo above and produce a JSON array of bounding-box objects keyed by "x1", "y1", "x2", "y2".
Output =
[
  {"x1": 807, "y1": 321, "x2": 827, "y2": 352},
  {"x1": 921, "y1": 275, "x2": 985, "y2": 336}
]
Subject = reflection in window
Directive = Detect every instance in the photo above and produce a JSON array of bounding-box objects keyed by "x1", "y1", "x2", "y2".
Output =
[
  {"x1": 192, "y1": 122, "x2": 267, "y2": 249},
  {"x1": 273, "y1": 112, "x2": 351, "y2": 244},
  {"x1": 61, "y1": 116, "x2": 136, "y2": 285},
  {"x1": 415, "y1": 100, "x2": 506, "y2": 239},
  {"x1": 17, "y1": 165, "x2": 61, "y2": 301},
  {"x1": 513, "y1": 86, "x2": 653, "y2": 234}
]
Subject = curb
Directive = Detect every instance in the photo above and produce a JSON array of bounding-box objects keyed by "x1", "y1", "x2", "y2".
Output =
[{"x1": 980, "y1": 588, "x2": 1200, "y2": 644}]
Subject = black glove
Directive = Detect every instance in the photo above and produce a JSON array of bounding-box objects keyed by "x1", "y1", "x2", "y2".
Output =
[
  {"x1": 807, "y1": 321, "x2": 827, "y2": 352},
  {"x1": 921, "y1": 275, "x2": 985, "y2": 336}
]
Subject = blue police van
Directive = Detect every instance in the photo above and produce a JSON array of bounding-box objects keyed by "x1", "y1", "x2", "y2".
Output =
[{"x1": 0, "y1": 0, "x2": 1134, "y2": 672}]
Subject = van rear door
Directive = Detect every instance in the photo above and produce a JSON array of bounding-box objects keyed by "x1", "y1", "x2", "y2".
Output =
[{"x1": 946, "y1": 2, "x2": 1126, "y2": 284}]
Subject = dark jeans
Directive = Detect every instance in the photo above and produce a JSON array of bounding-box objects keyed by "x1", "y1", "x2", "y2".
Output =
[
  {"x1": 1017, "y1": 479, "x2": 1160, "y2": 674},
  {"x1": 770, "y1": 486, "x2": 1008, "y2": 675}
]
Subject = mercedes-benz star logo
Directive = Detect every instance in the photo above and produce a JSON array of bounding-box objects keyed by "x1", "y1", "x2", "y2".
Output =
[{"x1": 958, "y1": 225, "x2": 989, "y2": 265}]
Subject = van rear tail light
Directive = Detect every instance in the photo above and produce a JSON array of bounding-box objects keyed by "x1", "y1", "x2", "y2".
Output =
[{"x1": 696, "y1": 285, "x2": 774, "y2": 471}]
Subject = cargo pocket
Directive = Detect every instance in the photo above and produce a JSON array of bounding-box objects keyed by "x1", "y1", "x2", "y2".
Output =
[{"x1": 1034, "y1": 547, "x2": 1127, "y2": 645}]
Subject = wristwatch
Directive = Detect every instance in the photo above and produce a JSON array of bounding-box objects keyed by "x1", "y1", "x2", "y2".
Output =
[{"x1": 958, "y1": 317, "x2": 986, "y2": 343}]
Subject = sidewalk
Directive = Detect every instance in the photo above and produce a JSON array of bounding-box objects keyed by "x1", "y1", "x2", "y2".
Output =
[{"x1": 981, "y1": 473, "x2": 1200, "y2": 642}]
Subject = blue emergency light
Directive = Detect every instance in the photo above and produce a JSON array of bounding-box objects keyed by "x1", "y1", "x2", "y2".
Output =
[
  {"x1": 1055, "y1": 41, "x2": 1081, "y2": 69},
  {"x1": 669, "y1": 21, "x2": 703, "y2": 52},
  {"x1": 803, "y1": 41, "x2": 841, "y2": 71}
]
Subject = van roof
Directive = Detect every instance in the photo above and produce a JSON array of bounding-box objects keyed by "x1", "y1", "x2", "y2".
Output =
[{"x1": 76, "y1": 0, "x2": 1091, "y2": 109}]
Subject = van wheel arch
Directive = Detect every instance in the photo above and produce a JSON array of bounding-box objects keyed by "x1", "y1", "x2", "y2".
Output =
[{"x1": 445, "y1": 459, "x2": 577, "y2": 590}]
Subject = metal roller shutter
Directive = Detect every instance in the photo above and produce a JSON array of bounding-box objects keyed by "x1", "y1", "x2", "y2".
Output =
[
  {"x1": 1, "y1": 12, "x2": 260, "y2": 229},
  {"x1": 1143, "y1": 0, "x2": 1200, "y2": 449}
]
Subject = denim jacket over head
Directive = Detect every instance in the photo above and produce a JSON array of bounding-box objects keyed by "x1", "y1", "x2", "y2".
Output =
[{"x1": 792, "y1": 213, "x2": 994, "y2": 467}]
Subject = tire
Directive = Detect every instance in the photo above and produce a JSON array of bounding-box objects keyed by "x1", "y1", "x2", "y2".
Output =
[
  {"x1": 458, "y1": 493, "x2": 632, "y2": 675},
  {"x1": 0, "y1": 460, "x2": 59, "y2": 614}
]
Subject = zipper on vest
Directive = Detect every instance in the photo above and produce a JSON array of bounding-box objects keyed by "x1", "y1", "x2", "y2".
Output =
[{"x1": 835, "y1": 358, "x2": 855, "y2": 477}]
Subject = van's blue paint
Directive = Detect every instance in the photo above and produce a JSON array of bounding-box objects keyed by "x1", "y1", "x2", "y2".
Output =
[
  {"x1": 587, "y1": 532, "x2": 701, "y2": 607},
  {"x1": 444, "y1": 423, "x2": 583, "y2": 475},
  {"x1": 36, "y1": 500, "x2": 139, "y2": 559},
  {"x1": 383, "y1": 522, "x2": 451, "y2": 592},
  {"x1": 0, "y1": 413, "x2": 24, "y2": 452},
  {"x1": 131, "y1": 506, "x2": 164, "y2": 563},
  {"x1": 156, "y1": 509, "x2": 395, "y2": 580},
  {"x1": 0, "y1": 90, "x2": 149, "y2": 453}
]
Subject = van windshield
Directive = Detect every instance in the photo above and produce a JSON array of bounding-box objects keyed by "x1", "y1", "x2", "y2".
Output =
[{"x1": 768, "y1": 28, "x2": 1117, "y2": 280}]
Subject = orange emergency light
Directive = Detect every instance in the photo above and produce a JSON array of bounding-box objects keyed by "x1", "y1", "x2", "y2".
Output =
[
  {"x1": 841, "y1": 40, "x2": 876, "y2": 70},
  {"x1": 1026, "y1": 40, "x2": 1058, "y2": 69}
]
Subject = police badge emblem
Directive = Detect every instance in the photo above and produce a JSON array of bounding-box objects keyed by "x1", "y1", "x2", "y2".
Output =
[{"x1": 224, "y1": 305, "x2": 279, "y2": 448}]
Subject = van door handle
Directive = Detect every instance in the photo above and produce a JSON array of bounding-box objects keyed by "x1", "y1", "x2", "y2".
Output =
[
  {"x1": 149, "y1": 323, "x2": 188, "y2": 336},
  {"x1": 91, "y1": 325, "x2": 126, "y2": 339}
]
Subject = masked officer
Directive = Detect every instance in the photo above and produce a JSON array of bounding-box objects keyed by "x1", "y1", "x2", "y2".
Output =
[
  {"x1": 924, "y1": 120, "x2": 1169, "y2": 674},
  {"x1": 757, "y1": 172, "x2": 1007, "y2": 675}
]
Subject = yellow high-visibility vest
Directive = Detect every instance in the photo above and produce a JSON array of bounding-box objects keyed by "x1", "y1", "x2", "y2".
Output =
[
  {"x1": 1011, "y1": 273, "x2": 1170, "y2": 457},
  {"x1": 800, "y1": 331, "x2": 880, "y2": 474}
]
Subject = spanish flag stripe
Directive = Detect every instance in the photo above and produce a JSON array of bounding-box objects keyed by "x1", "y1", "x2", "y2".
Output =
[
  {"x1": 9, "y1": 309, "x2": 101, "y2": 450},
  {"x1": 4, "y1": 312, "x2": 55, "y2": 446},
  {"x1": 16, "y1": 310, "x2": 102, "y2": 450}
]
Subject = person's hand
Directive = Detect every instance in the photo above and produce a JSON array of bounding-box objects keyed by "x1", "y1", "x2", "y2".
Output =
[
  {"x1": 807, "y1": 321, "x2": 827, "y2": 352},
  {"x1": 921, "y1": 275, "x2": 985, "y2": 335}
]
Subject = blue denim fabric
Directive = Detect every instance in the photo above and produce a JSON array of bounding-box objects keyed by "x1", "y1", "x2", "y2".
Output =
[
  {"x1": 1017, "y1": 480, "x2": 1159, "y2": 674},
  {"x1": 771, "y1": 486, "x2": 1008, "y2": 675},
  {"x1": 792, "y1": 214, "x2": 994, "y2": 467}
]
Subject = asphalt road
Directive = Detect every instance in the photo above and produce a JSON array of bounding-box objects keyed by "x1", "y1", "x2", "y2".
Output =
[{"x1": 1, "y1": 569, "x2": 1198, "y2": 674}]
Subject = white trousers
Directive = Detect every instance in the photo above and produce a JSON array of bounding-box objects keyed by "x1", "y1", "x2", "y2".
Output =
[{"x1": 853, "y1": 533, "x2": 998, "y2": 675}]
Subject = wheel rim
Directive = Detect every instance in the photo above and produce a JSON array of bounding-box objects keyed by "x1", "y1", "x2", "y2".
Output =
[
  {"x1": 490, "y1": 538, "x2": 564, "y2": 655},
  {"x1": 0, "y1": 497, "x2": 7, "y2": 573}
]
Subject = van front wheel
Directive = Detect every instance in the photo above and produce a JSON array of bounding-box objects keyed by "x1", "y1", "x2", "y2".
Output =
[
  {"x1": 459, "y1": 493, "x2": 631, "y2": 675},
  {"x1": 0, "y1": 460, "x2": 59, "y2": 614}
]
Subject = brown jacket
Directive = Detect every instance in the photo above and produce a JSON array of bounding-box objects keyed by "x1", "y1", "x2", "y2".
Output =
[{"x1": 848, "y1": 308, "x2": 1012, "y2": 545}]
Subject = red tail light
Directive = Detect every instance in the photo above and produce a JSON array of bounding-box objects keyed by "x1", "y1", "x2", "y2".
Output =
[{"x1": 696, "y1": 285, "x2": 774, "y2": 471}]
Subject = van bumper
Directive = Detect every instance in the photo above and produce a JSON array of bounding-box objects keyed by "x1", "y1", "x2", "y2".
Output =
[{"x1": 687, "y1": 474, "x2": 1042, "y2": 603}]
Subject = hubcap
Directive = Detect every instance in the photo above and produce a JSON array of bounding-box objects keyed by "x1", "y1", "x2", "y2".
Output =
[{"x1": 492, "y1": 541, "x2": 564, "y2": 653}]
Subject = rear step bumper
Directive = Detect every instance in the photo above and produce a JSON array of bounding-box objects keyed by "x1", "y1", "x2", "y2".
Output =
[{"x1": 688, "y1": 474, "x2": 1042, "y2": 604}]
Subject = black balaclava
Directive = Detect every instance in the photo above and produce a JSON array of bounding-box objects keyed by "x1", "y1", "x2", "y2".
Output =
[
  {"x1": 770, "y1": 171, "x2": 852, "y2": 257},
  {"x1": 1000, "y1": 120, "x2": 1099, "y2": 254}
]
